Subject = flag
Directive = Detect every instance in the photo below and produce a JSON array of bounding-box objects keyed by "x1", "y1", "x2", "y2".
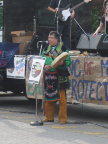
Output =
[{"x1": 0, "y1": 42, "x2": 20, "y2": 68}]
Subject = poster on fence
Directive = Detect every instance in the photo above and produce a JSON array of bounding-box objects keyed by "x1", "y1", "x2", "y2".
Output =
[
  {"x1": 29, "y1": 56, "x2": 46, "y2": 85},
  {"x1": 6, "y1": 55, "x2": 26, "y2": 79}
]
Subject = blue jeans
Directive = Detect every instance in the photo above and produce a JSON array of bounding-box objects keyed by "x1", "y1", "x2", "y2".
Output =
[{"x1": 55, "y1": 24, "x2": 70, "y2": 50}]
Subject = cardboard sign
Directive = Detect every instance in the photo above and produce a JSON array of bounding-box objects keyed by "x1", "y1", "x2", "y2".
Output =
[
  {"x1": 26, "y1": 55, "x2": 108, "y2": 105},
  {"x1": 67, "y1": 56, "x2": 108, "y2": 105},
  {"x1": 26, "y1": 55, "x2": 44, "y2": 99}
]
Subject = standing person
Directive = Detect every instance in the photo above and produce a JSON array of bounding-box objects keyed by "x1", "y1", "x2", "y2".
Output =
[
  {"x1": 41, "y1": 31, "x2": 71, "y2": 124},
  {"x1": 93, "y1": 3, "x2": 108, "y2": 37},
  {"x1": 48, "y1": 0, "x2": 75, "y2": 50}
]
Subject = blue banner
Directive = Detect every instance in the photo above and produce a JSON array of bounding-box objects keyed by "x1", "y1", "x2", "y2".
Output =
[{"x1": 0, "y1": 42, "x2": 20, "y2": 68}]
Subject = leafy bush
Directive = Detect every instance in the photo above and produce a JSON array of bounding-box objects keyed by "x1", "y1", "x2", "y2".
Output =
[{"x1": 92, "y1": 8, "x2": 100, "y2": 33}]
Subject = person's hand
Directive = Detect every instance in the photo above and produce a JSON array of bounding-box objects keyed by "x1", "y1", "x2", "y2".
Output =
[
  {"x1": 57, "y1": 60, "x2": 64, "y2": 66},
  {"x1": 44, "y1": 65, "x2": 51, "y2": 71},
  {"x1": 55, "y1": 8, "x2": 58, "y2": 13},
  {"x1": 70, "y1": 10, "x2": 75, "y2": 19},
  {"x1": 93, "y1": 32, "x2": 98, "y2": 37}
]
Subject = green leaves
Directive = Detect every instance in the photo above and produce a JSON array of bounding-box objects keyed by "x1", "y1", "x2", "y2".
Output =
[
  {"x1": 92, "y1": 8, "x2": 100, "y2": 33},
  {"x1": 0, "y1": 2, "x2": 3, "y2": 29}
]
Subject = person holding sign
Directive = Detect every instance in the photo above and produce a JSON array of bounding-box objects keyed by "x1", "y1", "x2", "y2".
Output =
[{"x1": 41, "y1": 31, "x2": 71, "y2": 124}]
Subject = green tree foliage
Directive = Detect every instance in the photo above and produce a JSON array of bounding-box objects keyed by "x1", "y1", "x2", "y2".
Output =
[
  {"x1": 0, "y1": 1, "x2": 3, "y2": 29},
  {"x1": 92, "y1": 8, "x2": 100, "y2": 33}
]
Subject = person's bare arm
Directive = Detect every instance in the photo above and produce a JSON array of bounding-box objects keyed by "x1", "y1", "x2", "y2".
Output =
[
  {"x1": 93, "y1": 21, "x2": 104, "y2": 37},
  {"x1": 70, "y1": 10, "x2": 75, "y2": 19},
  {"x1": 48, "y1": 6, "x2": 57, "y2": 13}
]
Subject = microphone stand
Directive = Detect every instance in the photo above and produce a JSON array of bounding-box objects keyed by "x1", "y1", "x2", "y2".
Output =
[
  {"x1": 33, "y1": 16, "x2": 36, "y2": 34},
  {"x1": 37, "y1": 41, "x2": 48, "y2": 56},
  {"x1": 57, "y1": 16, "x2": 59, "y2": 33},
  {"x1": 30, "y1": 84, "x2": 43, "y2": 126},
  {"x1": 56, "y1": 0, "x2": 61, "y2": 33},
  {"x1": 39, "y1": 42, "x2": 44, "y2": 56},
  {"x1": 73, "y1": 18, "x2": 90, "y2": 50},
  {"x1": 70, "y1": 19, "x2": 72, "y2": 50},
  {"x1": 104, "y1": 0, "x2": 107, "y2": 34},
  {"x1": 73, "y1": 18, "x2": 89, "y2": 40}
]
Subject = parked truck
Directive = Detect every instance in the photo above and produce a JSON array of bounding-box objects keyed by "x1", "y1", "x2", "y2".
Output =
[{"x1": 1, "y1": 0, "x2": 108, "y2": 106}]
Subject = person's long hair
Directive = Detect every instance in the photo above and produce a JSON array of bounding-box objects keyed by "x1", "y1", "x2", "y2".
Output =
[{"x1": 102, "y1": 2, "x2": 108, "y2": 18}]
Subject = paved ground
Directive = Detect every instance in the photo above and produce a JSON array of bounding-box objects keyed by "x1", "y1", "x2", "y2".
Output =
[
  {"x1": 0, "y1": 117, "x2": 108, "y2": 144},
  {"x1": 0, "y1": 94, "x2": 108, "y2": 143}
]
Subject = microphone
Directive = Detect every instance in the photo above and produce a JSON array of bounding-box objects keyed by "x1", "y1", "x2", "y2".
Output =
[
  {"x1": 38, "y1": 41, "x2": 48, "y2": 44},
  {"x1": 37, "y1": 41, "x2": 48, "y2": 48}
]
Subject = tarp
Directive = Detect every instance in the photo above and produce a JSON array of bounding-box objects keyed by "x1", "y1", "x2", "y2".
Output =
[{"x1": 0, "y1": 42, "x2": 19, "y2": 68}]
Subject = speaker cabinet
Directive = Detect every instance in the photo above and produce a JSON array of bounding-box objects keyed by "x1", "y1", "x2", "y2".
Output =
[
  {"x1": 76, "y1": 34, "x2": 103, "y2": 50},
  {"x1": 97, "y1": 35, "x2": 108, "y2": 49}
]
